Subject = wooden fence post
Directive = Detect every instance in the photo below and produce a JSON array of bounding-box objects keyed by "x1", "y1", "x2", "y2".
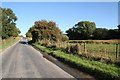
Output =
[
  {"x1": 116, "y1": 43, "x2": 119, "y2": 59},
  {"x1": 104, "y1": 48, "x2": 107, "y2": 58},
  {"x1": 84, "y1": 42, "x2": 86, "y2": 53}
]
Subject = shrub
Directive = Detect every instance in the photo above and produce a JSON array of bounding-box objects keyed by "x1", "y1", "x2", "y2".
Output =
[
  {"x1": 51, "y1": 43, "x2": 60, "y2": 50},
  {"x1": 65, "y1": 46, "x2": 71, "y2": 54},
  {"x1": 66, "y1": 44, "x2": 81, "y2": 54},
  {"x1": 62, "y1": 34, "x2": 69, "y2": 42}
]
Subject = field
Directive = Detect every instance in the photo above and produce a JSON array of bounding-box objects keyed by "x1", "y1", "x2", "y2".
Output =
[
  {"x1": 69, "y1": 42, "x2": 120, "y2": 61},
  {"x1": 36, "y1": 39, "x2": 120, "y2": 63}
]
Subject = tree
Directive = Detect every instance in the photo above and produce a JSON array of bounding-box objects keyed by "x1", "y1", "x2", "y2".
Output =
[
  {"x1": 93, "y1": 28, "x2": 108, "y2": 39},
  {"x1": 61, "y1": 34, "x2": 69, "y2": 42},
  {"x1": 1, "y1": 8, "x2": 20, "y2": 39},
  {"x1": 118, "y1": 25, "x2": 120, "y2": 30},
  {"x1": 107, "y1": 29, "x2": 118, "y2": 39},
  {"x1": 26, "y1": 32, "x2": 32, "y2": 38},
  {"x1": 66, "y1": 21, "x2": 96, "y2": 40},
  {"x1": 117, "y1": 25, "x2": 120, "y2": 39},
  {"x1": 27, "y1": 20, "x2": 62, "y2": 42}
]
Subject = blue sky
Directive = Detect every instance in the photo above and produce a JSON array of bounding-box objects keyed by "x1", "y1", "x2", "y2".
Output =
[
  {"x1": 2, "y1": 2, "x2": 118, "y2": 36},
  {"x1": 118, "y1": 1, "x2": 120, "y2": 25}
]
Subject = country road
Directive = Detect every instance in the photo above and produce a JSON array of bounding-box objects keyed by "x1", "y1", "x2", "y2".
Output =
[{"x1": 0, "y1": 39, "x2": 74, "y2": 78}]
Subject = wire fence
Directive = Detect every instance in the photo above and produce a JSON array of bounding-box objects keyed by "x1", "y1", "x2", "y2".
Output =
[
  {"x1": 68, "y1": 42, "x2": 120, "y2": 61},
  {"x1": 38, "y1": 40, "x2": 120, "y2": 62}
]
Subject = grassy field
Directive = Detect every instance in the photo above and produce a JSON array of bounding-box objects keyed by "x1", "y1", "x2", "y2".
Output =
[
  {"x1": 32, "y1": 43, "x2": 120, "y2": 80},
  {"x1": 42, "y1": 40, "x2": 120, "y2": 61},
  {"x1": 35, "y1": 39, "x2": 120, "y2": 62},
  {"x1": 69, "y1": 42, "x2": 120, "y2": 61},
  {"x1": 0, "y1": 37, "x2": 21, "y2": 51}
]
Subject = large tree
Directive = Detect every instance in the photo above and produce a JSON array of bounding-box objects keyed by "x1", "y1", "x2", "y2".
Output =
[
  {"x1": 26, "y1": 20, "x2": 62, "y2": 42},
  {"x1": 1, "y1": 8, "x2": 20, "y2": 39},
  {"x1": 66, "y1": 21, "x2": 96, "y2": 40}
]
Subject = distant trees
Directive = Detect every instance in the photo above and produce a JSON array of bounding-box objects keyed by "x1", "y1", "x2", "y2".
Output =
[
  {"x1": 117, "y1": 25, "x2": 120, "y2": 38},
  {"x1": 93, "y1": 27, "x2": 119, "y2": 39},
  {"x1": 1, "y1": 7, "x2": 21, "y2": 39},
  {"x1": 26, "y1": 20, "x2": 62, "y2": 42},
  {"x1": 66, "y1": 21, "x2": 120, "y2": 40},
  {"x1": 93, "y1": 28, "x2": 108, "y2": 39},
  {"x1": 107, "y1": 29, "x2": 119, "y2": 39},
  {"x1": 118, "y1": 25, "x2": 120, "y2": 30},
  {"x1": 66, "y1": 21, "x2": 96, "y2": 40},
  {"x1": 26, "y1": 20, "x2": 120, "y2": 41}
]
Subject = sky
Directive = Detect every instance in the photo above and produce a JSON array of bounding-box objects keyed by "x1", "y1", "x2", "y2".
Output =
[
  {"x1": 1, "y1": 0, "x2": 120, "y2": 2},
  {"x1": 1, "y1": 2, "x2": 118, "y2": 36},
  {"x1": 118, "y1": 1, "x2": 120, "y2": 25}
]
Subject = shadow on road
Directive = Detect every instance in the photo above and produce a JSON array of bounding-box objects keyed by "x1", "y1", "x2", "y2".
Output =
[{"x1": 19, "y1": 41, "x2": 28, "y2": 45}]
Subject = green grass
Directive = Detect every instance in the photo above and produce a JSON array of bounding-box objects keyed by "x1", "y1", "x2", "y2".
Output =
[
  {"x1": 69, "y1": 43, "x2": 117, "y2": 54},
  {"x1": 0, "y1": 38, "x2": 20, "y2": 50},
  {"x1": 86, "y1": 43, "x2": 116, "y2": 53},
  {"x1": 68, "y1": 42, "x2": 120, "y2": 60},
  {"x1": 33, "y1": 43, "x2": 120, "y2": 79}
]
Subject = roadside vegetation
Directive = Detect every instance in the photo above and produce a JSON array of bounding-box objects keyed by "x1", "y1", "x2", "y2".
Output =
[
  {"x1": 0, "y1": 37, "x2": 21, "y2": 51},
  {"x1": 1, "y1": 7, "x2": 21, "y2": 40},
  {"x1": 32, "y1": 43, "x2": 120, "y2": 80},
  {"x1": 26, "y1": 19, "x2": 120, "y2": 79},
  {"x1": 0, "y1": 7, "x2": 21, "y2": 51}
]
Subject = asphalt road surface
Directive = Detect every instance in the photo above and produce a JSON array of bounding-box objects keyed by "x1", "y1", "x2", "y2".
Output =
[{"x1": 1, "y1": 39, "x2": 74, "y2": 78}]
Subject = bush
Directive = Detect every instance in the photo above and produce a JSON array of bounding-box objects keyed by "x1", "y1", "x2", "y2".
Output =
[
  {"x1": 66, "y1": 44, "x2": 80, "y2": 54},
  {"x1": 65, "y1": 46, "x2": 71, "y2": 54},
  {"x1": 51, "y1": 43, "x2": 60, "y2": 50},
  {"x1": 62, "y1": 34, "x2": 69, "y2": 42}
]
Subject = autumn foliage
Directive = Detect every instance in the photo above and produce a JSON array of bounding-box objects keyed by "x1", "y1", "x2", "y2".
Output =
[{"x1": 28, "y1": 20, "x2": 62, "y2": 42}]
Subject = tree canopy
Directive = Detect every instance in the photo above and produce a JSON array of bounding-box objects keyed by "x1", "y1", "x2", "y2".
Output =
[
  {"x1": 66, "y1": 21, "x2": 96, "y2": 40},
  {"x1": 66, "y1": 21, "x2": 120, "y2": 40},
  {"x1": 93, "y1": 28, "x2": 108, "y2": 39},
  {"x1": 26, "y1": 20, "x2": 62, "y2": 42},
  {"x1": 1, "y1": 7, "x2": 21, "y2": 39}
]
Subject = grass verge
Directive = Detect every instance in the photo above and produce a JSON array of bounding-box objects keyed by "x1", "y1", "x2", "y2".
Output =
[
  {"x1": 32, "y1": 43, "x2": 120, "y2": 80},
  {"x1": 0, "y1": 37, "x2": 20, "y2": 51}
]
